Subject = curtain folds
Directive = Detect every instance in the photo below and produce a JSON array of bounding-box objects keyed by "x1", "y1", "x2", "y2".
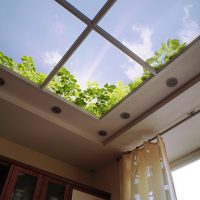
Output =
[{"x1": 120, "y1": 135, "x2": 177, "y2": 200}]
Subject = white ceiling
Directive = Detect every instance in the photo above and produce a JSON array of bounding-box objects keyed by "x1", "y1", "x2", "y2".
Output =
[
  {"x1": 0, "y1": 98, "x2": 118, "y2": 170},
  {"x1": 0, "y1": 38, "x2": 200, "y2": 170},
  {"x1": 164, "y1": 113, "x2": 200, "y2": 162}
]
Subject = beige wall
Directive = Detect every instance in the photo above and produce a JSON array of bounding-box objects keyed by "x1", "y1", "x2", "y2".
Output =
[
  {"x1": 93, "y1": 161, "x2": 120, "y2": 200},
  {"x1": 0, "y1": 137, "x2": 92, "y2": 186},
  {"x1": 72, "y1": 190, "x2": 104, "y2": 200}
]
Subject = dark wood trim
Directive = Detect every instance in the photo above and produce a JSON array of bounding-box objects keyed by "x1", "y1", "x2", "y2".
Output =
[
  {"x1": 0, "y1": 161, "x2": 10, "y2": 166},
  {"x1": 3, "y1": 166, "x2": 43, "y2": 200},
  {"x1": 68, "y1": 185, "x2": 73, "y2": 200},
  {"x1": 38, "y1": 176, "x2": 49, "y2": 200},
  {"x1": 39, "y1": 176, "x2": 69, "y2": 200},
  {"x1": 0, "y1": 164, "x2": 14, "y2": 200},
  {"x1": 65, "y1": 184, "x2": 71, "y2": 200},
  {"x1": 0, "y1": 155, "x2": 110, "y2": 199}
]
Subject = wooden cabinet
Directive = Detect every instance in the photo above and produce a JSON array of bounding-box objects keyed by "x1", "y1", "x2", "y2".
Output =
[
  {"x1": 3, "y1": 166, "x2": 43, "y2": 200},
  {"x1": 0, "y1": 161, "x2": 13, "y2": 199},
  {"x1": 39, "y1": 177, "x2": 70, "y2": 200},
  {"x1": 2, "y1": 167, "x2": 71, "y2": 200},
  {"x1": 0, "y1": 157, "x2": 110, "y2": 200}
]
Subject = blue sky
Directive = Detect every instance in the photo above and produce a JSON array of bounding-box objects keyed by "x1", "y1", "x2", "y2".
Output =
[{"x1": 0, "y1": 0, "x2": 200, "y2": 88}]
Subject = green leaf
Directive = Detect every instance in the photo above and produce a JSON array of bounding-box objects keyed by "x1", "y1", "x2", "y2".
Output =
[{"x1": 0, "y1": 37, "x2": 186, "y2": 117}]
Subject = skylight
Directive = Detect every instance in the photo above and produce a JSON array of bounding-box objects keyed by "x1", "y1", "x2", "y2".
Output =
[
  {"x1": 66, "y1": 0, "x2": 107, "y2": 19},
  {"x1": 99, "y1": 0, "x2": 200, "y2": 62},
  {"x1": 0, "y1": 0, "x2": 199, "y2": 118},
  {"x1": 0, "y1": 0, "x2": 86, "y2": 78}
]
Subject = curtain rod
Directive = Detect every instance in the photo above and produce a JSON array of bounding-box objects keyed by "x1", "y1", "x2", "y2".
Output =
[{"x1": 118, "y1": 108, "x2": 200, "y2": 160}]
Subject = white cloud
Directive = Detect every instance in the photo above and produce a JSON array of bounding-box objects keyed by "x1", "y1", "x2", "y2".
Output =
[
  {"x1": 52, "y1": 21, "x2": 65, "y2": 34},
  {"x1": 62, "y1": 42, "x2": 112, "y2": 89},
  {"x1": 49, "y1": 14, "x2": 65, "y2": 35},
  {"x1": 42, "y1": 51, "x2": 62, "y2": 66},
  {"x1": 121, "y1": 64, "x2": 144, "y2": 81},
  {"x1": 178, "y1": 5, "x2": 200, "y2": 43},
  {"x1": 121, "y1": 26, "x2": 154, "y2": 81},
  {"x1": 123, "y1": 26, "x2": 154, "y2": 60},
  {"x1": 67, "y1": 26, "x2": 154, "y2": 86},
  {"x1": 74, "y1": 43, "x2": 112, "y2": 88}
]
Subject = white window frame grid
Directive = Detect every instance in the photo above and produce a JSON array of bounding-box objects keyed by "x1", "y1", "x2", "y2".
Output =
[{"x1": 40, "y1": 0, "x2": 157, "y2": 88}]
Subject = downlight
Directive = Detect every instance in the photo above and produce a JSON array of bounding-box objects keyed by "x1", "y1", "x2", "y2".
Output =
[
  {"x1": 0, "y1": 77, "x2": 5, "y2": 86},
  {"x1": 98, "y1": 130, "x2": 108, "y2": 137},
  {"x1": 166, "y1": 77, "x2": 178, "y2": 87},
  {"x1": 51, "y1": 106, "x2": 62, "y2": 114},
  {"x1": 120, "y1": 112, "x2": 130, "y2": 119}
]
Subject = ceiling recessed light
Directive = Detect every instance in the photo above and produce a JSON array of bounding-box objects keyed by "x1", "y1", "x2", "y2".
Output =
[
  {"x1": 166, "y1": 77, "x2": 178, "y2": 87},
  {"x1": 0, "y1": 77, "x2": 5, "y2": 86},
  {"x1": 51, "y1": 106, "x2": 62, "y2": 114},
  {"x1": 98, "y1": 130, "x2": 108, "y2": 137},
  {"x1": 120, "y1": 112, "x2": 130, "y2": 119}
]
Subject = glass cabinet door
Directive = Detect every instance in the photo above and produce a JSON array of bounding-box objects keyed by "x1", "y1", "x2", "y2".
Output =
[
  {"x1": 4, "y1": 166, "x2": 43, "y2": 200},
  {"x1": 0, "y1": 161, "x2": 13, "y2": 198},
  {"x1": 39, "y1": 177, "x2": 70, "y2": 200}
]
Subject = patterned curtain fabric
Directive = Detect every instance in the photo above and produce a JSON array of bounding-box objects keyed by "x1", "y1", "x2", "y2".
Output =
[{"x1": 120, "y1": 135, "x2": 177, "y2": 200}]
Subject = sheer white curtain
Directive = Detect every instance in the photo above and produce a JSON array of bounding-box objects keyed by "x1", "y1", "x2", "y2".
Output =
[{"x1": 120, "y1": 135, "x2": 177, "y2": 200}]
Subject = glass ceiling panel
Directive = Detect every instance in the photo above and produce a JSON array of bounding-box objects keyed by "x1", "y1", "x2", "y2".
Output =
[
  {"x1": 0, "y1": 0, "x2": 86, "y2": 84},
  {"x1": 99, "y1": 0, "x2": 200, "y2": 69},
  {"x1": 47, "y1": 31, "x2": 151, "y2": 117},
  {"x1": 66, "y1": 0, "x2": 107, "y2": 19}
]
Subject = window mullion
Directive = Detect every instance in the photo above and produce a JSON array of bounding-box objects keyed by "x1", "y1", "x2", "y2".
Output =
[{"x1": 41, "y1": 0, "x2": 117, "y2": 89}]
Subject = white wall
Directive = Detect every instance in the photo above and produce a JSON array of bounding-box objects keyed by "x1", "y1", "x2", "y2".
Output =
[
  {"x1": 93, "y1": 161, "x2": 120, "y2": 200},
  {"x1": 72, "y1": 190, "x2": 104, "y2": 200}
]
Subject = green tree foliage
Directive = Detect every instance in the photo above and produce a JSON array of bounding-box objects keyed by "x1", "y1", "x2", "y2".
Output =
[
  {"x1": 146, "y1": 39, "x2": 186, "y2": 69},
  {"x1": 0, "y1": 39, "x2": 186, "y2": 117},
  {"x1": 0, "y1": 52, "x2": 47, "y2": 84}
]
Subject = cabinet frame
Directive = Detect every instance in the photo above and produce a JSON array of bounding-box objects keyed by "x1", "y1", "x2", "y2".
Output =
[
  {"x1": 3, "y1": 166, "x2": 43, "y2": 199},
  {"x1": 39, "y1": 176, "x2": 71, "y2": 200},
  {"x1": 0, "y1": 163, "x2": 14, "y2": 200}
]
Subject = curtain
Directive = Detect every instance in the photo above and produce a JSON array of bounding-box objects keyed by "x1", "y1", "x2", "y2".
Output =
[{"x1": 120, "y1": 135, "x2": 177, "y2": 200}]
